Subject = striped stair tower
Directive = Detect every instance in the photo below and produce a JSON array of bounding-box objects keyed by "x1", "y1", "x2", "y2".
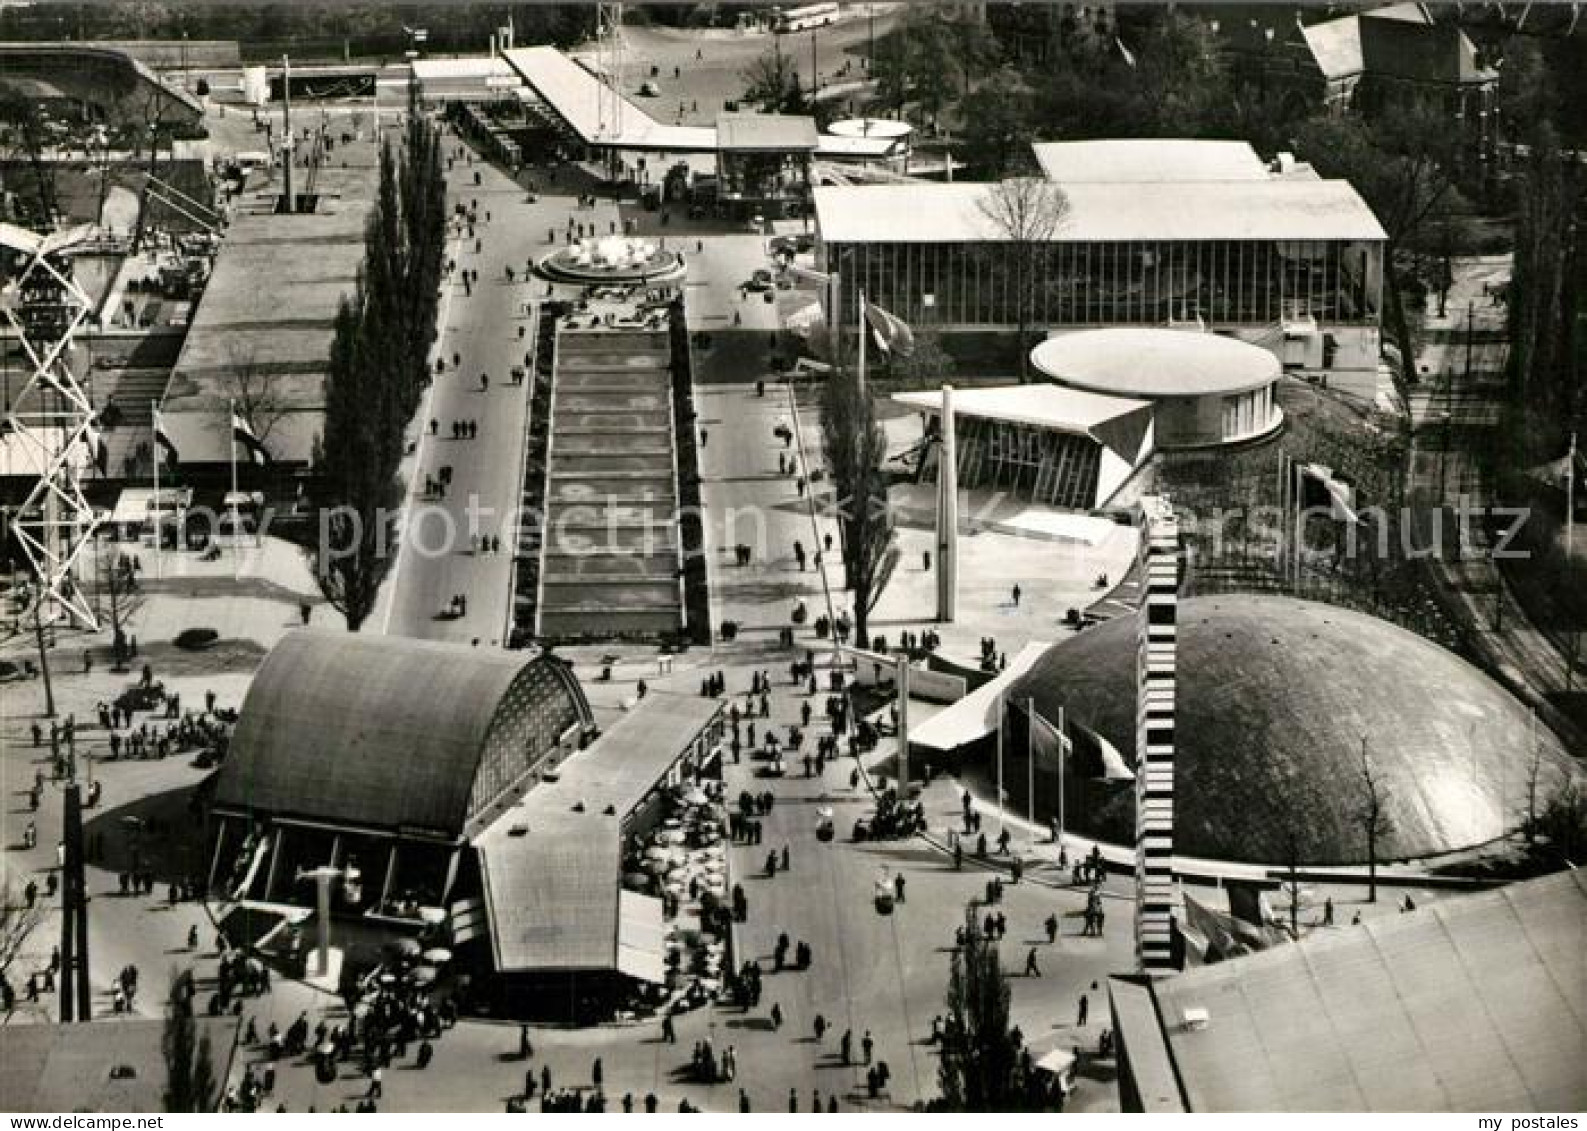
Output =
[{"x1": 1134, "y1": 496, "x2": 1181, "y2": 976}]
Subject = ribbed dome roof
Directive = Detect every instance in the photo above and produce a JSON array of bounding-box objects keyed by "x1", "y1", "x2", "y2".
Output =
[{"x1": 1007, "y1": 596, "x2": 1580, "y2": 864}]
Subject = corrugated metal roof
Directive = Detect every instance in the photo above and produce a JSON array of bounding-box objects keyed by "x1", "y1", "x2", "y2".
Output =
[
  {"x1": 477, "y1": 809, "x2": 623, "y2": 972},
  {"x1": 814, "y1": 179, "x2": 1387, "y2": 245},
  {"x1": 214, "y1": 632, "x2": 588, "y2": 837},
  {"x1": 531, "y1": 692, "x2": 722, "y2": 817},
  {"x1": 1031, "y1": 139, "x2": 1268, "y2": 183},
  {"x1": 476, "y1": 693, "x2": 721, "y2": 973},
  {"x1": 1149, "y1": 870, "x2": 1587, "y2": 1111},
  {"x1": 716, "y1": 112, "x2": 819, "y2": 151},
  {"x1": 0, "y1": 1018, "x2": 240, "y2": 1112}
]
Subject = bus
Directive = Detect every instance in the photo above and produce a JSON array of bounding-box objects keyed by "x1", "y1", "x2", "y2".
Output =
[{"x1": 773, "y1": 3, "x2": 839, "y2": 34}]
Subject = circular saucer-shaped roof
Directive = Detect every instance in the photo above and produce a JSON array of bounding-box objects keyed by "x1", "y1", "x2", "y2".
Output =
[
  {"x1": 827, "y1": 117, "x2": 914, "y2": 140},
  {"x1": 1007, "y1": 595, "x2": 1580, "y2": 865},
  {"x1": 1030, "y1": 328, "x2": 1280, "y2": 398}
]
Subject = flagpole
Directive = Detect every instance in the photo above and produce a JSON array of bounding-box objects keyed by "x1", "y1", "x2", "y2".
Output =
[
  {"x1": 1291, "y1": 459, "x2": 1303, "y2": 590},
  {"x1": 856, "y1": 288, "x2": 867, "y2": 402},
  {"x1": 151, "y1": 401, "x2": 162, "y2": 580},
  {"x1": 1567, "y1": 431, "x2": 1577, "y2": 562},
  {"x1": 229, "y1": 398, "x2": 239, "y2": 580},
  {"x1": 1276, "y1": 448, "x2": 1287, "y2": 584},
  {"x1": 1057, "y1": 704, "x2": 1065, "y2": 849},
  {"x1": 996, "y1": 691, "x2": 1004, "y2": 836},
  {"x1": 1026, "y1": 695, "x2": 1035, "y2": 825},
  {"x1": 897, "y1": 655, "x2": 910, "y2": 793}
]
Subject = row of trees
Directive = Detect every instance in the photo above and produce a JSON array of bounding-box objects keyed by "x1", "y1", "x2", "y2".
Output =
[
  {"x1": 819, "y1": 360, "x2": 895, "y2": 651},
  {"x1": 1506, "y1": 34, "x2": 1585, "y2": 452},
  {"x1": 0, "y1": 3, "x2": 591, "y2": 58},
  {"x1": 314, "y1": 104, "x2": 446, "y2": 630}
]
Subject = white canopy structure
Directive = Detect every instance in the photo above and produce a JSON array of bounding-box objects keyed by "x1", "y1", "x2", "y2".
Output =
[{"x1": 908, "y1": 641, "x2": 1052, "y2": 752}]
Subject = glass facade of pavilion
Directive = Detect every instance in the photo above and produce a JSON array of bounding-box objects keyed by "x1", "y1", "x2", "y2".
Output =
[{"x1": 824, "y1": 237, "x2": 1383, "y2": 330}]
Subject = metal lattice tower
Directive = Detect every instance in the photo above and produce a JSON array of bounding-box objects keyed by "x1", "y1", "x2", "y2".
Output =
[{"x1": 1, "y1": 223, "x2": 101, "y2": 628}]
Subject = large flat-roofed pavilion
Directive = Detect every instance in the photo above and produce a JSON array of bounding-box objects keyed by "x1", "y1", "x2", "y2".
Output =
[{"x1": 814, "y1": 138, "x2": 1388, "y2": 380}]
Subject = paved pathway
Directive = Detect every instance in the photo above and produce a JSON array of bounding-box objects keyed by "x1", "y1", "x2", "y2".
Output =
[{"x1": 378, "y1": 143, "x2": 539, "y2": 644}]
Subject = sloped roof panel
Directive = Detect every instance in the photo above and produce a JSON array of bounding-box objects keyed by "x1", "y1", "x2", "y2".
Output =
[
  {"x1": 1150, "y1": 871, "x2": 1587, "y2": 1111},
  {"x1": 214, "y1": 632, "x2": 587, "y2": 836}
]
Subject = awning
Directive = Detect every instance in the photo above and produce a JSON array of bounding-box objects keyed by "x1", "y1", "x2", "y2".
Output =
[
  {"x1": 909, "y1": 642, "x2": 1052, "y2": 752},
  {"x1": 616, "y1": 890, "x2": 667, "y2": 984}
]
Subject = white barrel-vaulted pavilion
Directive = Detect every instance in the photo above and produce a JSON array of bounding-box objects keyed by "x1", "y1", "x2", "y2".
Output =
[{"x1": 1031, "y1": 328, "x2": 1283, "y2": 449}]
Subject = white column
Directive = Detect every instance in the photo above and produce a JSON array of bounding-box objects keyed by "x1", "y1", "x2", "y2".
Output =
[
  {"x1": 936, "y1": 384, "x2": 958, "y2": 622},
  {"x1": 897, "y1": 656, "x2": 910, "y2": 791}
]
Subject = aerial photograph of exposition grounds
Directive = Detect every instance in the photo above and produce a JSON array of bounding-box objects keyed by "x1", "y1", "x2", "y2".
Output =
[{"x1": 0, "y1": 0, "x2": 1584, "y2": 1116}]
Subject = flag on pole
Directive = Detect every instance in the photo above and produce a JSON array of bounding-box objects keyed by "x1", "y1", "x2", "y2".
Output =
[
  {"x1": 231, "y1": 411, "x2": 270, "y2": 466},
  {"x1": 1524, "y1": 449, "x2": 1582, "y2": 489},
  {"x1": 1299, "y1": 463, "x2": 1360, "y2": 524},
  {"x1": 1030, "y1": 707, "x2": 1134, "y2": 781},
  {"x1": 80, "y1": 419, "x2": 108, "y2": 475},
  {"x1": 862, "y1": 298, "x2": 915, "y2": 358},
  {"x1": 152, "y1": 408, "x2": 179, "y2": 466}
]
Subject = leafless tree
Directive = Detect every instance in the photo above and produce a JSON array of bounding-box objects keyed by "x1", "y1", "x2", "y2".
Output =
[
  {"x1": 216, "y1": 343, "x2": 291, "y2": 451},
  {"x1": 741, "y1": 42, "x2": 805, "y2": 114},
  {"x1": 1, "y1": 879, "x2": 44, "y2": 980},
  {"x1": 96, "y1": 545, "x2": 147, "y2": 671},
  {"x1": 976, "y1": 177, "x2": 1070, "y2": 381},
  {"x1": 1525, "y1": 716, "x2": 1544, "y2": 844},
  {"x1": 1354, "y1": 737, "x2": 1392, "y2": 903},
  {"x1": 1280, "y1": 821, "x2": 1304, "y2": 938},
  {"x1": 30, "y1": 598, "x2": 55, "y2": 719},
  {"x1": 0, "y1": 90, "x2": 60, "y2": 226}
]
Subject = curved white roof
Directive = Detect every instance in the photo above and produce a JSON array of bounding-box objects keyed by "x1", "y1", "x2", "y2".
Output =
[
  {"x1": 828, "y1": 117, "x2": 914, "y2": 140},
  {"x1": 1031, "y1": 329, "x2": 1281, "y2": 398}
]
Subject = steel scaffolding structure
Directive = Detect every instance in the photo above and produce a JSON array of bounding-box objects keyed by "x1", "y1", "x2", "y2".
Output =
[{"x1": 1, "y1": 221, "x2": 102, "y2": 628}]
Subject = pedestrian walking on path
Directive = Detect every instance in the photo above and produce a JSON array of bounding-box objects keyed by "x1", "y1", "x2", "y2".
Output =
[
  {"x1": 1077, "y1": 993, "x2": 1089, "y2": 1028},
  {"x1": 1025, "y1": 947, "x2": 1042, "y2": 977}
]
